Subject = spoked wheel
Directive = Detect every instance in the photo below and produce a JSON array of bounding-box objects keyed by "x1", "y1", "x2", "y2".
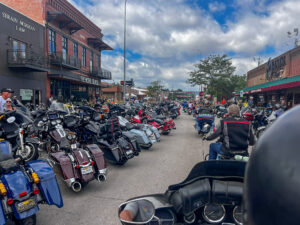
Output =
[
  {"x1": 15, "y1": 215, "x2": 36, "y2": 225},
  {"x1": 16, "y1": 143, "x2": 39, "y2": 162}
]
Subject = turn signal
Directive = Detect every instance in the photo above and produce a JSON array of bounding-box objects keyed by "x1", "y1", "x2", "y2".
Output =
[
  {"x1": 0, "y1": 183, "x2": 7, "y2": 196},
  {"x1": 32, "y1": 172, "x2": 40, "y2": 184},
  {"x1": 7, "y1": 198, "x2": 13, "y2": 205}
]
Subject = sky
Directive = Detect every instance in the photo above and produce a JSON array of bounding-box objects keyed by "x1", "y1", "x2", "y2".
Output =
[{"x1": 69, "y1": 0, "x2": 300, "y2": 91}]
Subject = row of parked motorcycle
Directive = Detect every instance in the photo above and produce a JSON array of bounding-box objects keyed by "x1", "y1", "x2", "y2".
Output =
[{"x1": 0, "y1": 100, "x2": 181, "y2": 225}]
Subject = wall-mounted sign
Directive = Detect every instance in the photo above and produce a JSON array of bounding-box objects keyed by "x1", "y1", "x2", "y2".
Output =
[
  {"x1": 80, "y1": 76, "x2": 100, "y2": 85},
  {"x1": 20, "y1": 89, "x2": 33, "y2": 101},
  {"x1": 266, "y1": 56, "x2": 286, "y2": 80},
  {"x1": 1, "y1": 11, "x2": 36, "y2": 33}
]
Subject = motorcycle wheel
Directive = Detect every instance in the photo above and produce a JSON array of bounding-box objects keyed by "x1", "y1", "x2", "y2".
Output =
[
  {"x1": 16, "y1": 143, "x2": 39, "y2": 162},
  {"x1": 16, "y1": 215, "x2": 36, "y2": 225},
  {"x1": 142, "y1": 143, "x2": 152, "y2": 150},
  {"x1": 256, "y1": 130, "x2": 264, "y2": 139}
]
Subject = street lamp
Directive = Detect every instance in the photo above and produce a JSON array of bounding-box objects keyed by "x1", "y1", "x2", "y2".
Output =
[{"x1": 123, "y1": 0, "x2": 127, "y2": 103}]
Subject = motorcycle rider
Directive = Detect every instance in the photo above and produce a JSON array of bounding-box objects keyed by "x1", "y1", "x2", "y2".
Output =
[
  {"x1": 0, "y1": 88, "x2": 14, "y2": 113},
  {"x1": 204, "y1": 104, "x2": 255, "y2": 160}
]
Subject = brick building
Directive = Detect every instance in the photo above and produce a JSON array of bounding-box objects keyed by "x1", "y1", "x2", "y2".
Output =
[
  {"x1": 1, "y1": 0, "x2": 112, "y2": 104},
  {"x1": 242, "y1": 46, "x2": 300, "y2": 107}
]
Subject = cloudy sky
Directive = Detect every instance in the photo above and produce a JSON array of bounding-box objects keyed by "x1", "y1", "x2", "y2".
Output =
[{"x1": 70, "y1": 0, "x2": 300, "y2": 90}]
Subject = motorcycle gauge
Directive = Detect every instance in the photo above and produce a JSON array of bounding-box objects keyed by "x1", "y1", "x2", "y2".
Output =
[
  {"x1": 203, "y1": 204, "x2": 226, "y2": 224},
  {"x1": 233, "y1": 205, "x2": 243, "y2": 225}
]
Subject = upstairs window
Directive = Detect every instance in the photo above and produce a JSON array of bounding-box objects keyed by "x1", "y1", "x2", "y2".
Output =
[
  {"x1": 73, "y1": 42, "x2": 78, "y2": 59},
  {"x1": 49, "y1": 29, "x2": 56, "y2": 54},
  {"x1": 62, "y1": 36, "x2": 68, "y2": 62},
  {"x1": 82, "y1": 47, "x2": 86, "y2": 67},
  {"x1": 90, "y1": 51, "x2": 93, "y2": 72}
]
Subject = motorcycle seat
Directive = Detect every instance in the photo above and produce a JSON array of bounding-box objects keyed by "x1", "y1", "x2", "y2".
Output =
[{"x1": 0, "y1": 158, "x2": 19, "y2": 173}]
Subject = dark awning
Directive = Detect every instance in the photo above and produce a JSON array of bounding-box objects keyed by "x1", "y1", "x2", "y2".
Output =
[
  {"x1": 88, "y1": 38, "x2": 113, "y2": 51},
  {"x1": 47, "y1": 11, "x2": 83, "y2": 34},
  {"x1": 48, "y1": 69, "x2": 100, "y2": 86}
]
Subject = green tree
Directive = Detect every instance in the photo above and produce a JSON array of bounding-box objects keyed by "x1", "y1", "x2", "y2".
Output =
[
  {"x1": 187, "y1": 54, "x2": 246, "y2": 99},
  {"x1": 147, "y1": 80, "x2": 164, "y2": 98}
]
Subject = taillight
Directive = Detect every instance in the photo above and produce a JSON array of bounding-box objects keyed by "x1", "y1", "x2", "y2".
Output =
[
  {"x1": 33, "y1": 189, "x2": 39, "y2": 195},
  {"x1": 19, "y1": 192, "x2": 27, "y2": 198},
  {"x1": 83, "y1": 162, "x2": 88, "y2": 165},
  {"x1": 7, "y1": 198, "x2": 13, "y2": 205},
  {"x1": 20, "y1": 130, "x2": 25, "y2": 135},
  {"x1": 76, "y1": 165, "x2": 80, "y2": 169},
  {"x1": 91, "y1": 161, "x2": 95, "y2": 165}
]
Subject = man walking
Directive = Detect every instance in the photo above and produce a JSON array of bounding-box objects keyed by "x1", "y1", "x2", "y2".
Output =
[{"x1": 0, "y1": 88, "x2": 14, "y2": 113}]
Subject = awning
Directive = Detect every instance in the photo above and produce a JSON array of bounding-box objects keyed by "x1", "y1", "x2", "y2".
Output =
[
  {"x1": 48, "y1": 69, "x2": 100, "y2": 86},
  {"x1": 88, "y1": 38, "x2": 113, "y2": 51},
  {"x1": 47, "y1": 11, "x2": 83, "y2": 34},
  {"x1": 241, "y1": 75, "x2": 300, "y2": 94}
]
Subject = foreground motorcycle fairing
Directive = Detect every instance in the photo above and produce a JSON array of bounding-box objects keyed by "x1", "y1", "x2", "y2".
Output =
[
  {"x1": 118, "y1": 160, "x2": 245, "y2": 225},
  {"x1": 0, "y1": 141, "x2": 63, "y2": 225}
]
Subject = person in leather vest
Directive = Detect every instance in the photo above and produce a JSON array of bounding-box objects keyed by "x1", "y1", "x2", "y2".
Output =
[{"x1": 205, "y1": 104, "x2": 255, "y2": 159}]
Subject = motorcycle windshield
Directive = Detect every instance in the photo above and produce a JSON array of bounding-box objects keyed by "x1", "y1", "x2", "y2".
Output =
[
  {"x1": 168, "y1": 160, "x2": 246, "y2": 191},
  {"x1": 50, "y1": 102, "x2": 70, "y2": 115}
]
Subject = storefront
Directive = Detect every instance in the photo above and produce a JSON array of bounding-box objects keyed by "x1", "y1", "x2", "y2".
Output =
[
  {"x1": 0, "y1": 2, "x2": 47, "y2": 104},
  {"x1": 242, "y1": 46, "x2": 300, "y2": 107}
]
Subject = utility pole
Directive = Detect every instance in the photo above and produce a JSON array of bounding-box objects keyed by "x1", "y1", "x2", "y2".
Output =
[{"x1": 123, "y1": 0, "x2": 127, "y2": 103}]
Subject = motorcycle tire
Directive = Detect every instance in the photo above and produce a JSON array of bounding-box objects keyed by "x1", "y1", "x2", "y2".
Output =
[
  {"x1": 256, "y1": 130, "x2": 264, "y2": 139},
  {"x1": 16, "y1": 143, "x2": 39, "y2": 162},
  {"x1": 162, "y1": 130, "x2": 170, "y2": 135},
  {"x1": 142, "y1": 143, "x2": 152, "y2": 150},
  {"x1": 15, "y1": 215, "x2": 36, "y2": 225}
]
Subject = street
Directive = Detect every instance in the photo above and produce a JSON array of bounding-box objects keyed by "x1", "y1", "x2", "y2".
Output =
[{"x1": 36, "y1": 112, "x2": 210, "y2": 225}]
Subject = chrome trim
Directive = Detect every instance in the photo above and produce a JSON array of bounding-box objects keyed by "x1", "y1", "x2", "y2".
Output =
[
  {"x1": 65, "y1": 178, "x2": 75, "y2": 187},
  {"x1": 203, "y1": 204, "x2": 226, "y2": 224},
  {"x1": 99, "y1": 168, "x2": 107, "y2": 175},
  {"x1": 232, "y1": 205, "x2": 243, "y2": 225}
]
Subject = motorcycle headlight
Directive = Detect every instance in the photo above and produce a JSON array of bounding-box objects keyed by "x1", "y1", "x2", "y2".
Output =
[
  {"x1": 51, "y1": 120, "x2": 57, "y2": 126},
  {"x1": 72, "y1": 134, "x2": 76, "y2": 139},
  {"x1": 56, "y1": 119, "x2": 62, "y2": 124},
  {"x1": 67, "y1": 134, "x2": 72, "y2": 140},
  {"x1": 42, "y1": 117, "x2": 47, "y2": 122},
  {"x1": 37, "y1": 121, "x2": 44, "y2": 127}
]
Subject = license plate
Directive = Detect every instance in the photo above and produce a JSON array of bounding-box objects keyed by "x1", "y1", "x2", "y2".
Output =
[
  {"x1": 126, "y1": 150, "x2": 133, "y2": 155},
  {"x1": 17, "y1": 198, "x2": 36, "y2": 213},
  {"x1": 81, "y1": 166, "x2": 93, "y2": 175}
]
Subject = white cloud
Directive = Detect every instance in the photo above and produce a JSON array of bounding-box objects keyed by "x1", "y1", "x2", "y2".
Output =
[
  {"x1": 68, "y1": 0, "x2": 300, "y2": 90},
  {"x1": 209, "y1": 2, "x2": 226, "y2": 12}
]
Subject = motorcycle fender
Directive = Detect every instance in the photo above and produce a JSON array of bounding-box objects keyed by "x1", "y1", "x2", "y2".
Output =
[
  {"x1": 26, "y1": 161, "x2": 63, "y2": 208},
  {"x1": 257, "y1": 126, "x2": 266, "y2": 131},
  {"x1": 1, "y1": 171, "x2": 39, "y2": 220},
  {"x1": 25, "y1": 137, "x2": 40, "y2": 144},
  {"x1": 73, "y1": 150, "x2": 95, "y2": 183},
  {"x1": 0, "y1": 201, "x2": 6, "y2": 225}
]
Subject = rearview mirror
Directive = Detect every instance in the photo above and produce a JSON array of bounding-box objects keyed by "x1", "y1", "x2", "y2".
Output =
[
  {"x1": 118, "y1": 199, "x2": 155, "y2": 224},
  {"x1": 7, "y1": 116, "x2": 16, "y2": 124}
]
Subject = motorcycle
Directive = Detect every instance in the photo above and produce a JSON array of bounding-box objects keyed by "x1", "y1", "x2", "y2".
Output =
[
  {"x1": 195, "y1": 113, "x2": 215, "y2": 136},
  {"x1": 215, "y1": 105, "x2": 227, "y2": 118},
  {"x1": 0, "y1": 140, "x2": 63, "y2": 225},
  {"x1": 118, "y1": 160, "x2": 245, "y2": 225}
]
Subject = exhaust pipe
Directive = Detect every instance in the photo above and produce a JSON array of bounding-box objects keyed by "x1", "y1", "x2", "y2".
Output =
[
  {"x1": 96, "y1": 173, "x2": 107, "y2": 182},
  {"x1": 71, "y1": 181, "x2": 82, "y2": 192}
]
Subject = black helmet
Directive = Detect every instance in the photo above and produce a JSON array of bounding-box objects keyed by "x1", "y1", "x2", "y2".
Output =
[{"x1": 244, "y1": 105, "x2": 300, "y2": 225}]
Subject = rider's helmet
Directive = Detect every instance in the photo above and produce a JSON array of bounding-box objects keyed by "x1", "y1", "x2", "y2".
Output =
[{"x1": 244, "y1": 105, "x2": 300, "y2": 225}]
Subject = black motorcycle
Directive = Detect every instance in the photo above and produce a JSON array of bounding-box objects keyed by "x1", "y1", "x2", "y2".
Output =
[{"x1": 118, "y1": 160, "x2": 245, "y2": 225}]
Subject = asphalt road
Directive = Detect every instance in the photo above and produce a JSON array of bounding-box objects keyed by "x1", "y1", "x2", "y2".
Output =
[{"x1": 37, "y1": 112, "x2": 210, "y2": 225}]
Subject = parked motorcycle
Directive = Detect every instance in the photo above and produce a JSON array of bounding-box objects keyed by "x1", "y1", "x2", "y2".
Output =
[
  {"x1": 0, "y1": 140, "x2": 63, "y2": 225},
  {"x1": 118, "y1": 160, "x2": 245, "y2": 225}
]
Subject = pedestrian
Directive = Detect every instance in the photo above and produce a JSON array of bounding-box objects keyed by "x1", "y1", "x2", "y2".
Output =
[
  {"x1": 0, "y1": 88, "x2": 14, "y2": 113},
  {"x1": 4, "y1": 98, "x2": 16, "y2": 112}
]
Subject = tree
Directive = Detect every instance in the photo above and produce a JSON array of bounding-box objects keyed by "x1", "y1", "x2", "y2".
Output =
[
  {"x1": 147, "y1": 80, "x2": 164, "y2": 98},
  {"x1": 187, "y1": 54, "x2": 246, "y2": 99}
]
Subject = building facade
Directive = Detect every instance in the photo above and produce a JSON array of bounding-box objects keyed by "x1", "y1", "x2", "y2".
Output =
[
  {"x1": 243, "y1": 46, "x2": 300, "y2": 107},
  {"x1": 1, "y1": 0, "x2": 112, "y2": 104},
  {"x1": 0, "y1": 2, "x2": 48, "y2": 105}
]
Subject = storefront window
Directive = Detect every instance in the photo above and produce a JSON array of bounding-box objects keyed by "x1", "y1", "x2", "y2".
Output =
[
  {"x1": 82, "y1": 47, "x2": 86, "y2": 67},
  {"x1": 62, "y1": 36, "x2": 68, "y2": 63},
  {"x1": 49, "y1": 29, "x2": 56, "y2": 54},
  {"x1": 96, "y1": 54, "x2": 100, "y2": 72}
]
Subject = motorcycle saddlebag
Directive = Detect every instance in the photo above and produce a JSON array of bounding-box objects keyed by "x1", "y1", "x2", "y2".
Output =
[
  {"x1": 0, "y1": 199, "x2": 6, "y2": 225},
  {"x1": 0, "y1": 141, "x2": 11, "y2": 155},
  {"x1": 85, "y1": 144, "x2": 106, "y2": 171},
  {"x1": 27, "y1": 160, "x2": 63, "y2": 208},
  {"x1": 50, "y1": 152, "x2": 78, "y2": 180},
  {"x1": 73, "y1": 149, "x2": 95, "y2": 183}
]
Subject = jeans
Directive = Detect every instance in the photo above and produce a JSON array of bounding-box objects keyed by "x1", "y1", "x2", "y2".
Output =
[{"x1": 209, "y1": 143, "x2": 222, "y2": 160}]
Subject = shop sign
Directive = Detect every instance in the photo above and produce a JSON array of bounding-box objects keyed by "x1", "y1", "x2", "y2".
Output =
[
  {"x1": 80, "y1": 76, "x2": 99, "y2": 85},
  {"x1": 250, "y1": 89, "x2": 261, "y2": 93},
  {"x1": 266, "y1": 56, "x2": 286, "y2": 80},
  {"x1": 1, "y1": 11, "x2": 36, "y2": 33},
  {"x1": 20, "y1": 89, "x2": 33, "y2": 101}
]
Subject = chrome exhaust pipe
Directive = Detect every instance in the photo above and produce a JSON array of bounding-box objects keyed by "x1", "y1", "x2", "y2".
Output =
[
  {"x1": 96, "y1": 173, "x2": 107, "y2": 182},
  {"x1": 71, "y1": 181, "x2": 82, "y2": 192}
]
